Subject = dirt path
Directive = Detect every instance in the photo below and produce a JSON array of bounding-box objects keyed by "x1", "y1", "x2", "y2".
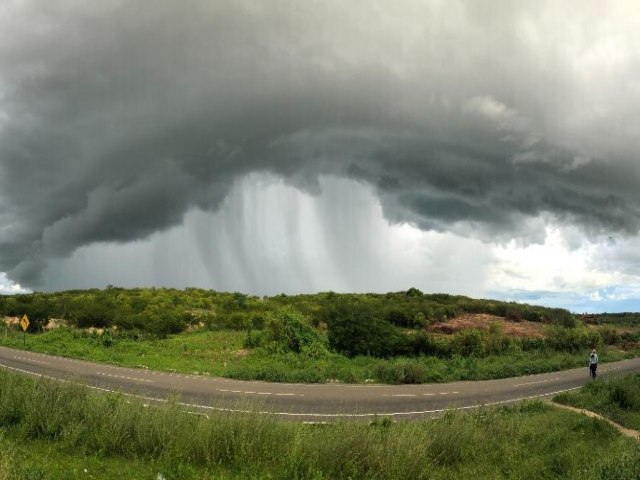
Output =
[{"x1": 547, "y1": 400, "x2": 640, "y2": 441}]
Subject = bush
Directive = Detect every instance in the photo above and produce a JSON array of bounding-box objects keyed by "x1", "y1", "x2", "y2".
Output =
[
  {"x1": 101, "y1": 330, "x2": 115, "y2": 348},
  {"x1": 374, "y1": 360, "x2": 426, "y2": 384},
  {"x1": 451, "y1": 330, "x2": 484, "y2": 357},
  {"x1": 599, "y1": 327, "x2": 621, "y2": 345},
  {"x1": 147, "y1": 314, "x2": 187, "y2": 338},
  {"x1": 326, "y1": 303, "x2": 410, "y2": 358},
  {"x1": 385, "y1": 309, "x2": 412, "y2": 328},
  {"x1": 505, "y1": 308, "x2": 523, "y2": 322},
  {"x1": 405, "y1": 287, "x2": 423, "y2": 297},
  {"x1": 113, "y1": 313, "x2": 146, "y2": 331},
  {"x1": 252, "y1": 309, "x2": 328, "y2": 355},
  {"x1": 483, "y1": 324, "x2": 513, "y2": 355},
  {"x1": 546, "y1": 326, "x2": 600, "y2": 352},
  {"x1": 409, "y1": 331, "x2": 449, "y2": 357},
  {"x1": 609, "y1": 383, "x2": 640, "y2": 410},
  {"x1": 520, "y1": 337, "x2": 546, "y2": 351},
  {"x1": 547, "y1": 308, "x2": 577, "y2": 327}
]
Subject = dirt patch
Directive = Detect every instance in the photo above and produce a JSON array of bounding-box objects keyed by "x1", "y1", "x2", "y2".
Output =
[
  {"x1": 548, "y1": 400, "x2": 640, "y2": 441},
  {"x1": 3, "y1": 316, "x2": 19, "y2": 327},
  {"x1": 427, "y1": 313, "x2": 546, "y2": 338},
  {"x1": 44, "y1": 318, "x2": 63, "y2": 331}
]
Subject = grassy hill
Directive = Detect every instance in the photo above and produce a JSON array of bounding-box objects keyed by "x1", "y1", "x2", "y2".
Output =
[{"x1": 1, "y1": 288, "x2": 639, "y2": 383}]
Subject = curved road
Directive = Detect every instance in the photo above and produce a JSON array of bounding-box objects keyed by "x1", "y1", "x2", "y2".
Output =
[{"x1": 1, "y1": 345, "x2": 639, "y2": 421}]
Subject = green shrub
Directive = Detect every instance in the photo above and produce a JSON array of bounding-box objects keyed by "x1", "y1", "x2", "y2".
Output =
[
  {"x1": 147, "y1": 314, "x2": 187, "y2": 338},
  {"x1": 609, "y1": 383, "x2": 640, "y2": 410},
  {"x1": 505, "y1": 308, "x2": 523, "y2": 322},
  {"x1": 374, "y1": 359, "x2": 426, "y2": 384},
  {"x1": 385, "y1": 308, "x2": 412, "y2": 327},
  {"x1": 546, "y1": 326, "x2": 600, "y2": 352},
  {"x1": 255, "y1": 309, "x2": 328, "y2": 355},
  {"x1": 101, "y1": 330, "x2": 115, "y2": 348},
  {"x1": 482, "y1": 322, "x2": 514, "y2": 355},
  {"x1": 451, "y1": 330, "x2": 484, "y2": 357},
  {"x1": 547, "y1": 308, "x2": 577, "y2": 327},
  {"x1": 409, "y1": 331, "x2": 449, "y2": 357},
  {"x1": 599, "y1": 327, "x2": 621, "y2": 345},
  {"x1": 326, "y1": 303, "x2": 410, "y2": 358},
  {"x1": 520, "y1": 337, "x2": 546, "y2": 351}
]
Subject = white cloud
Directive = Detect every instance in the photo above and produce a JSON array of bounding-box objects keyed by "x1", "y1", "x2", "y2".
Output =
[
  {"x1": 489, "y1": 226, "x2": 615, "y2": 294},
  {"x1": 590, "y1": 291, "x2": 602, "y2": 302},
  {"x1": 0, "y1": 272, "x2": 29, "y2": 295}
]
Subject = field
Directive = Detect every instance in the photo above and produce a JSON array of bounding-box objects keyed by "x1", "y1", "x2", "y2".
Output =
[
  {"x1": 3, "y1": 289, "x2": 640, "y2": 478},
  {"x1": 555, "y1": 372, "x2": 640, "y2": 431},
  {"x1": 1, "y1": 368, "x2": 639, "y2": 479},
  {"x1": 2, "y1": 288, "x2": 640, "y2": 384}
]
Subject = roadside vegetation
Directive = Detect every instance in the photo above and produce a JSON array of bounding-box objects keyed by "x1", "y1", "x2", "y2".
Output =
[
  {"x1": 0, "y1": 369, "x2": 639, "y2": 479},
  {"x1": 1, "y1": 288, "x2": 639, "y2": 384},
  {"x1": 555, "y1": 372, "x2": 640, "y2": 432}
]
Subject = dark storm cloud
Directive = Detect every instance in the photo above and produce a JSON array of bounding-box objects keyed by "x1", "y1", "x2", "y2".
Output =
[{"x1": 1, "y1": 0, "x2": 639, "y2": 286}]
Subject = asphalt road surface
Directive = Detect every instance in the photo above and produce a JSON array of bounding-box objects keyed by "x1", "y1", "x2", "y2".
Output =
[{"x1": 1, "y1": 345, "x2": 639, "y2": 422}]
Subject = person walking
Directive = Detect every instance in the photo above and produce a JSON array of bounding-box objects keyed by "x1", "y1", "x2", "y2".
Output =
[{"x1": 589, "y1": 349, "x2": 598, "y2": 379}]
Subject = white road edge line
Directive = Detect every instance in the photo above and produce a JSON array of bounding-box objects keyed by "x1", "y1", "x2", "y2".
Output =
[{"x1": 0, "y1": 362, "x2": 582, "y2": 419}]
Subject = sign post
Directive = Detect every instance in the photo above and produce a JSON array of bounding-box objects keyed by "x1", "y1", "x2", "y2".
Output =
[{"x1": 19, "y1": 314, "x2": 29, "y2": 346}]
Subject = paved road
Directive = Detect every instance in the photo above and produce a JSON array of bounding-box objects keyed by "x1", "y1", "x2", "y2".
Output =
[{"x1": 1, "y1": 345, "x2": 639, "y2": 421}]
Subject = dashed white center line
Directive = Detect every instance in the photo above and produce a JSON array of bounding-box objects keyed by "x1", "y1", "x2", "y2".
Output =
[
  {"x1": 513, "y1": 378, "x2": 560, "y2": 387},
  {"x1": 96, "y1": 372, "x2": 153, "y2": 383},
  {"x1": 385, "y1": 391, "x2": 459, "y2": 397},
  {"x1": 13, "y1": 355, "x2": 50, "y2": 366},
  {"x1": 215, "y1": 389, "x2": 303, "y2": 397}
]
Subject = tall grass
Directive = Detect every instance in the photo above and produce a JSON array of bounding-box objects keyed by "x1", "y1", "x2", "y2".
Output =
[
  {"x1": 555, "y1": 372, "x2": 640, "y2": 431},
  {"x1": 1, "y1": 369, "x2": 640, "y2": 479}
]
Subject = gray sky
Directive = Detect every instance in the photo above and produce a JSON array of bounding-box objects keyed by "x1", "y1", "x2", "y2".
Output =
[{"x1": 1, "y1": 1, "x2": 640, "y2": 311}]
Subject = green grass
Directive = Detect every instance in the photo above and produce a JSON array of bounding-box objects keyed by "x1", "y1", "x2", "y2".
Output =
[
  {"x1": 1, "y1": 368, "x2": 640, "y2": 479},
  {"x1": 0, "y1": 434, "x2": 179, "y2": 480},
  {"x1": 555, "y1": 372, "x2": 640, "y2": 432},
  {"x1": 1, "y1": 326, "x2": 638, "y2": 384},
  {"x1": 0, "y1": 327, "x2": 245, "y2": 376}
]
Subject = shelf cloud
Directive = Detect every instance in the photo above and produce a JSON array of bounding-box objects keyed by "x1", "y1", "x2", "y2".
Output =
[{"x1": 1, "y1": 0, "x2": 639, "y2": 289}]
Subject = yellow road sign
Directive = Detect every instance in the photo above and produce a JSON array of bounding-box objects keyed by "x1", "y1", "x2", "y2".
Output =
[{"x1": 19, "y1": 314, "x2": 29, "y2": 332}]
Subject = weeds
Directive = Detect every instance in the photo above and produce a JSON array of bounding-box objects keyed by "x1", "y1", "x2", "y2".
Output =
[
  {"x1": 555, "y1": 373, "x2": 640, "y2": 431},
  {"x1": 0, "y1": 370, "x2": 639, "y2": 478}
]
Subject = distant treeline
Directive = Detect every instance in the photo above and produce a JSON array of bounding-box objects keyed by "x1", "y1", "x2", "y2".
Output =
[
  {"x1": 0, "y1": 286, "x2": 575, "y2": 338},
  {"x1": 587, "y1": 312, "x2": 640, "y2": 325}
]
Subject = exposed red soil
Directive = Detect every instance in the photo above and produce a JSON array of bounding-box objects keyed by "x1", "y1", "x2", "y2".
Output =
[{"x1": 427, "y1": 313, "x2": 547, "y2": 338}]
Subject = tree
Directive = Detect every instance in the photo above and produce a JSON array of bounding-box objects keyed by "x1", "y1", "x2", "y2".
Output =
[
  {"x1": 325, "y1": 302, "x2": 409, "y2": 358},
  {"x1": 406, "y1": 287, "x2": 423, "y2": 298}
]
